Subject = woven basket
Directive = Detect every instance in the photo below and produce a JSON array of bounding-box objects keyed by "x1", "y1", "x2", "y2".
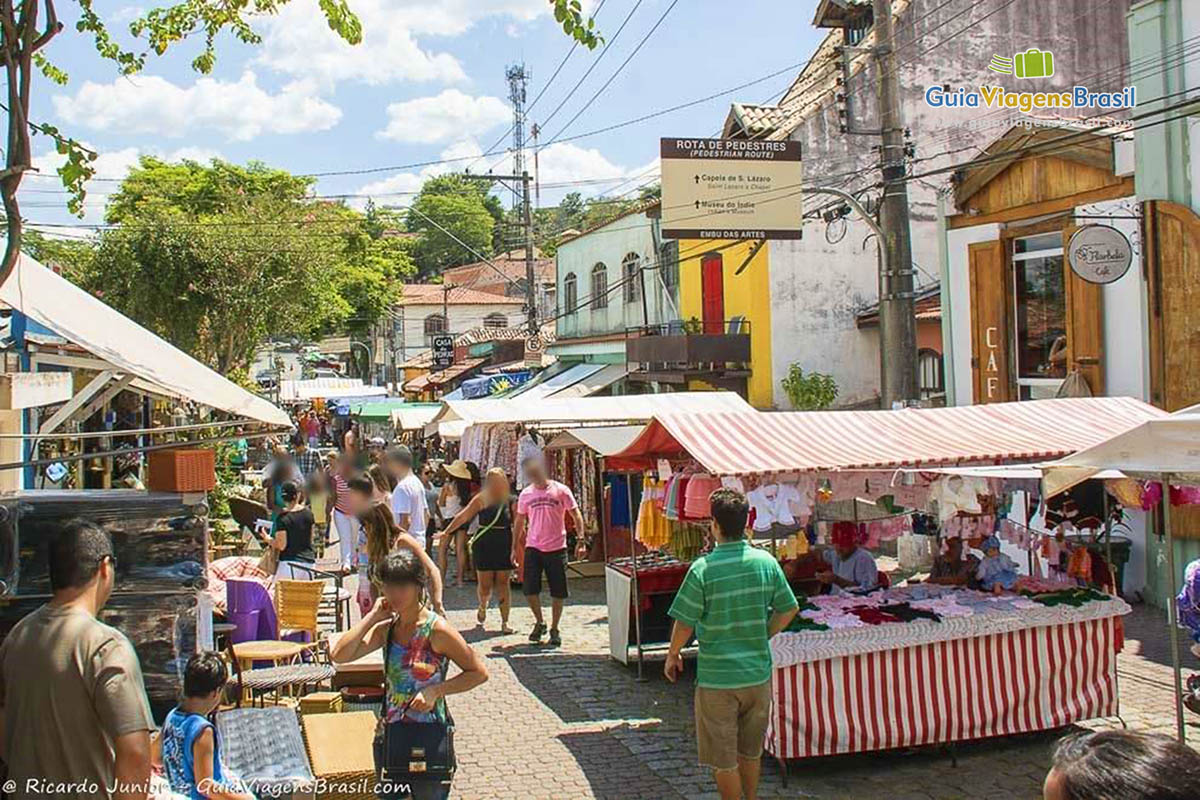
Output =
[
  {"x1": 147, "y1": 448, "x2": 216, "y2": 492},
  {"x1": 299, "y1": 691, "x2": 344, "y2": 715},
  {"x1": 302, "y1": 710, "x2": 378, "y2": 800}
]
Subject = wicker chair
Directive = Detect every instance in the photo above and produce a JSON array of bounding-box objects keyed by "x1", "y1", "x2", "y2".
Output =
[
  {"x1": 276, "y1": 579, "x2": 325, "y2": 644},
  {"x1": 227, "y1": 580, "x2": 335, "y2": 707}
]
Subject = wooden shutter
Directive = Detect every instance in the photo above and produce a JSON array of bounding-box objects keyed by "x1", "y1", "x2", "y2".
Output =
[
  {"x1": 1062, "y1": 225, "x2": 1105, "y2": 395},
  {"x1": 968, "y1": 240, "x2": 1012, "y2": 403},
  {"x1": 1145, "y1": 200, "x2": 1200, "y2": 411}
]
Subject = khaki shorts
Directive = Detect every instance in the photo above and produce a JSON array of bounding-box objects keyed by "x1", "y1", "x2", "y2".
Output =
[{"x1": 694, "y1": 680, "x2": 772, "y2": 771}]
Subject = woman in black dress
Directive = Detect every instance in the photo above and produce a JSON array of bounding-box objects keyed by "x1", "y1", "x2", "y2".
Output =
[{"x1": 441, "y1": 468, "x2": 515, "y2": 633}]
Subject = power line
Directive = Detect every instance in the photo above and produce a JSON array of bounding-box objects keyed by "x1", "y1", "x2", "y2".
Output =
[{"x1": 539, "y1": 0, "x2": 681, "y2": 150}]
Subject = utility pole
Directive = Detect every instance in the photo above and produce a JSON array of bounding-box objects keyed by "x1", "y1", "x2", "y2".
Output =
[
  {"x1": 531, "y1": 123, "x2": 541, "y2": 209},
  {"x1": 461, "y1": 170, "x2": 539, "y2": 334},
  {"x1": 442, "y1": 283, "x2": 451, "y2": 337},
  {"x1": 873, "y1": 0, "x2": 918, "y2": 407},
  {"x1": 521, "y1": 171, "x2": 537, "y2": 334}
]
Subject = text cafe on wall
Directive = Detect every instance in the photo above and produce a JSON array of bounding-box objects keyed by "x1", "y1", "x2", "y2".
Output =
[{"x1": 942, "y1": 124, "x2": 1200, "y2": 415}]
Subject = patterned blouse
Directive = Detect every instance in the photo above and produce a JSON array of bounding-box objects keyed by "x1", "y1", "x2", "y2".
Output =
[{"x1": 383, "y1": 611, "x2": 448, "y2": 724}]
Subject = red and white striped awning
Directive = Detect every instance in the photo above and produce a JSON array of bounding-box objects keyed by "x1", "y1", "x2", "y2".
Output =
[{"x1": 606, "y1": 397, "x2": 1167, "y2": 476}]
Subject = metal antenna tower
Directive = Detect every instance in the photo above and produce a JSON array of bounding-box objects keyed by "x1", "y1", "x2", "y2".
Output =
[{"x1": 506, "y1": 63, "x2": 530, "y2": 197}]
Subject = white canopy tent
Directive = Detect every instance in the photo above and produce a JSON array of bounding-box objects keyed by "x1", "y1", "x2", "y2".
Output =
[
  {"x1": 431, "y1": 391, "x2": 753, "y2": 428},
  {"x1": 391, "y1": 404, "x2": 442, "y2": 432},
  {"x1": 279, "y1": 378, "x2": 386, "y2": 403},
  {"x1": 1, "y1": 253, "x2": 290, "y2": 427},
  {"x1": 1040, "y1": 407, "x2": 1200, "y2": 744}
]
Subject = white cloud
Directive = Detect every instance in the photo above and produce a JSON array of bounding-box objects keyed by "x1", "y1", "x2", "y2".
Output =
[
  {"x1": 52, "y1": 72, "x2": 342, "y2": 141},
  {"x1": 253, "y1": 0, "x2": 549, "y2": 90},
  {"x1": 30, "y1": 144, "x2": 226, "y2": 225},
  {"x1": 378, "y1": 90, "x2": 510, "y2": 144},
  {"x1": 351, "y1": 139, "x2": 657, "y2": 209}
]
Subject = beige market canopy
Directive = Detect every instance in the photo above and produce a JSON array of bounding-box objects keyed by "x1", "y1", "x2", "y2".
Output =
[
  {"x1": 1040, "y1": 409, "x2": 1200, "y2": 496},
  {"x1": 279, "y1": 378, "x2": 386, "y2": 403},
  {"x1": 545, "y1": 425, "x2": 645, "y2": 456},
  {"x1": 1, "y1": 252, "x2": 291, "y2": 427}
]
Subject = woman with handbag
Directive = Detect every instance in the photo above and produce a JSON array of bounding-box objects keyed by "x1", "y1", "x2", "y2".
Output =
[
  {"x1": 440, "y1": 468, "x2": 516, "y2": 633},
  {"x1": 331, "y1": 550, "x2": 487, "y2": 800}
]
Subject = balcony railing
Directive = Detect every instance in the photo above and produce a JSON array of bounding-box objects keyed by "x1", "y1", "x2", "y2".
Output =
[{"x1": 625, "y1": 319, "x2": 752, "y2": 366}]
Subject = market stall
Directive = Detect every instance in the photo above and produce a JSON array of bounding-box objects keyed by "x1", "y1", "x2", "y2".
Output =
[
  {"x1": 1041, "y1": 407, "x2": 1200, "y2": 744},
  {"x1": 605, "y1": 396, "x2": 1166, "y2": 763},
  {"x1": 545, "y1": 425, "x2": 645, "y2": 565}
]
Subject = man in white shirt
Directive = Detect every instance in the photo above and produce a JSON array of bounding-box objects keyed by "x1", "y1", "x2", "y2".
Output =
[{"x1": 386, "y1": 445, "x2": 429, "y2": 548}]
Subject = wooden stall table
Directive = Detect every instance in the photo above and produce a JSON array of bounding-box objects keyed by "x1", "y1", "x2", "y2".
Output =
[
  {"x1": 764, "y1": 591, "x2": 1131, "y2": 782},
  {"x1": 232, "y1": 639, "x2": 311, "y2": 669},
  {"x1": 327, "y1": 631, "x2": 384, "y2": 691},
  {"x1": 230, "y1": 640, "x2": 334, "y2": 706}
]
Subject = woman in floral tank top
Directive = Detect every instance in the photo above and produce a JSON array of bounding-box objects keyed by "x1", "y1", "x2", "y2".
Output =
[{"x1": 332, "y1": 549, "x2": 488, "y2": 799}]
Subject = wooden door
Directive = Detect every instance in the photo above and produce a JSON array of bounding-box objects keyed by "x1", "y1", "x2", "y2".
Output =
[
  {"x1": 1062, "y1": 225, "x2": 1105, "y2": 395},
  {"x1": 968, "y1": 240, "x2": 1013, "y2": 403},
  {"x1": 1146, "y1": 200, "x2": 1200, "y2": 411},
  {"x1": 700, "y1": 253, "x2": 725, "y2": 335}
]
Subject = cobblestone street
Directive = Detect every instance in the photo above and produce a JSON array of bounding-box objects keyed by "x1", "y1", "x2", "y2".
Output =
[{"x1": 435, "y1": 574, "x2": 1200, "y2": 800}]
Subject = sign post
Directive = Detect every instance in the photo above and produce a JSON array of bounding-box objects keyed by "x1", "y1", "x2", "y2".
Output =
[
  {"x1": 660, "y1": 138, "x2": 803, "y2": 240},
  {"x1": 431, "y1": 334, "x2": 455, "y2": 370}
]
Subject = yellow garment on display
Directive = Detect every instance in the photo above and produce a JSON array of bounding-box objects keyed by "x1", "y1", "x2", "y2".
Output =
[{"x1": 636, "y1": 476, "x2": 671, "y2": 548}]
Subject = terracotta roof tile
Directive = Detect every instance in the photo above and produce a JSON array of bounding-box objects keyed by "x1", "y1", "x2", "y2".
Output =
[{"x1": 396, "y1": 284, "x2": 524, "y2": 306}]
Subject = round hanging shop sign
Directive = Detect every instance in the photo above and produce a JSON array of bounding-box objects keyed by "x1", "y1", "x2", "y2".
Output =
[{"x1": 1067, "y1": 224, "x2": 1133, "y2": 284}]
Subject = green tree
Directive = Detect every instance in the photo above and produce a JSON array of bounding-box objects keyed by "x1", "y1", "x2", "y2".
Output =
[
  {"x1": 0, "y1": 0, "x2": 599, "y2": 290},
  {"x1": 781, "y1": 365, "x2": 838, "y2": 411},
  {"x1": 106, "y1": 156, "x2": 312, "y2": 223},
  {"x1": 69, "y1": 159, "x2": 411, "y2": 372},
  {"x1": 406, "y1": 175, "x2": 497, "y2": 277}
]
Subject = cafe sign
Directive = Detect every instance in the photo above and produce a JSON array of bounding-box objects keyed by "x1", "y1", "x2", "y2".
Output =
[{"x1": 1067, "y1": 224, "x2": 1132, "y2": 284}]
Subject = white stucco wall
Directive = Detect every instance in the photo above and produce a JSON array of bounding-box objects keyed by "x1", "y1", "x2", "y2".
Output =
[
  {"x1": 554, "y1": 211, "x2": 672, "y2": 343},
  {"x1": 944, "y1": 222, "x2": 1001, "y2": 406},
  {"x1": 1076, "y1": 196, "x2": 1150, "y2": 402},
  {"x1": 395, "y1": 302, "x2": 523, "y2": 363}
]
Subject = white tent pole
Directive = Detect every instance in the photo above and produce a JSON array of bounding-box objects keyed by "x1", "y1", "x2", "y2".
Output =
[{"x1": 1162, "y1": 470, "x2": 1187, "y2": 743}]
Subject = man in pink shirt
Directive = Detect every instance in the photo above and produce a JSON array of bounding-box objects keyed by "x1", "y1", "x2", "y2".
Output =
[{"x1": 514, "y1": 457, "x2": 583, "y2": 646}]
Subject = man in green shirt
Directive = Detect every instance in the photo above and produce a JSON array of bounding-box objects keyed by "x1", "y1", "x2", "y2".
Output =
[{"x1": 666, "y1": 488, "x2": 798, "y2": 800}]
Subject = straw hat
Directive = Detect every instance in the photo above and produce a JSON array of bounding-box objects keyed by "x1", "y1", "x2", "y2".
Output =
[{"x1": 443, "y1": 459, "x2": 472, "y2": 480}]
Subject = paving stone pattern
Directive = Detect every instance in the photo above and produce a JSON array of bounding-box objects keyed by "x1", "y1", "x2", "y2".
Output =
[{"x1": 432, "y1": 575, "x2": 1199, "y2": 800}]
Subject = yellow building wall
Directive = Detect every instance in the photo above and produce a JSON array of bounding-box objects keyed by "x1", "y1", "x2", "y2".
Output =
[{"x1": 678, "y1": 240, "x2": 773, "y2": 409}]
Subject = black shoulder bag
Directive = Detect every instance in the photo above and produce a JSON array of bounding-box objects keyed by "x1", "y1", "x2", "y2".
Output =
[{"x1": 373, "y1": 616, "x2": 457, "y2": 786}]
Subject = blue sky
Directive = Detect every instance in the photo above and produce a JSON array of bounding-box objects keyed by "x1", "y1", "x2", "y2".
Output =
[{"x1": 25, "y1": 0, "x2": 825, "y2": 231}]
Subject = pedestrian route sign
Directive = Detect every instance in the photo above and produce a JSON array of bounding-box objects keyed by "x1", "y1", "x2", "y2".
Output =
[{"x1": 660, "y1": 138, "x2": 803, "y2": 240}]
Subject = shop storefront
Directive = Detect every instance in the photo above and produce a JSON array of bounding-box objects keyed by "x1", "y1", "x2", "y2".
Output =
[{"x1": 945, "y1": 126, "x2": 1133, "y2": 405}]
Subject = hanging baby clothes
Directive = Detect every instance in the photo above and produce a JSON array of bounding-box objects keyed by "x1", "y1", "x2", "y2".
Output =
[
  {"x1": 683, "y1": 474, "x2": 721, "y2": 519},
  {"x1": 636, "y1": 476, "x2": 670, "y2": 549},
  {"x1": 747, "y1": 483, "x2": 780, "y2": 532},
  {"x1": 1066, "y1": 545, "x2": 1093, "y2": 584},
  {"x1": 933, "y1": 475, "x2": 987, "y2": 521}
]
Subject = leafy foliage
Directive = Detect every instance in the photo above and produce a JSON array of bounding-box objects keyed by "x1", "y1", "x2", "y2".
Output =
[
  {"x1": 405, "y1": 175, "x2": 499, "y2": 277},
  {"x1": 551, "y1": 0, "x2": 603, "y2": 49},
  {"x1": 59, "y1": 158, "x2": 411, "y2": 373},
  {"x1": 781, "y1": 365, "x2": 838, "y2": 411}
]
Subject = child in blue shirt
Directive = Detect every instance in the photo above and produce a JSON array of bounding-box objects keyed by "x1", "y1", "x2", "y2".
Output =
[{"x1": 153, "y1": 652, "x2": 253, "y2": 800}]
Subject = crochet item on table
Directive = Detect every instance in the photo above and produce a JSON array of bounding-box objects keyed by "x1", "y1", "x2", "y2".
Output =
[
  {"x1": 1025, "y1": 587, "x2": 1111, "y2": 607},
  {"x1": 785, "y1": 616, "x2": 830, "y2": 633}
]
